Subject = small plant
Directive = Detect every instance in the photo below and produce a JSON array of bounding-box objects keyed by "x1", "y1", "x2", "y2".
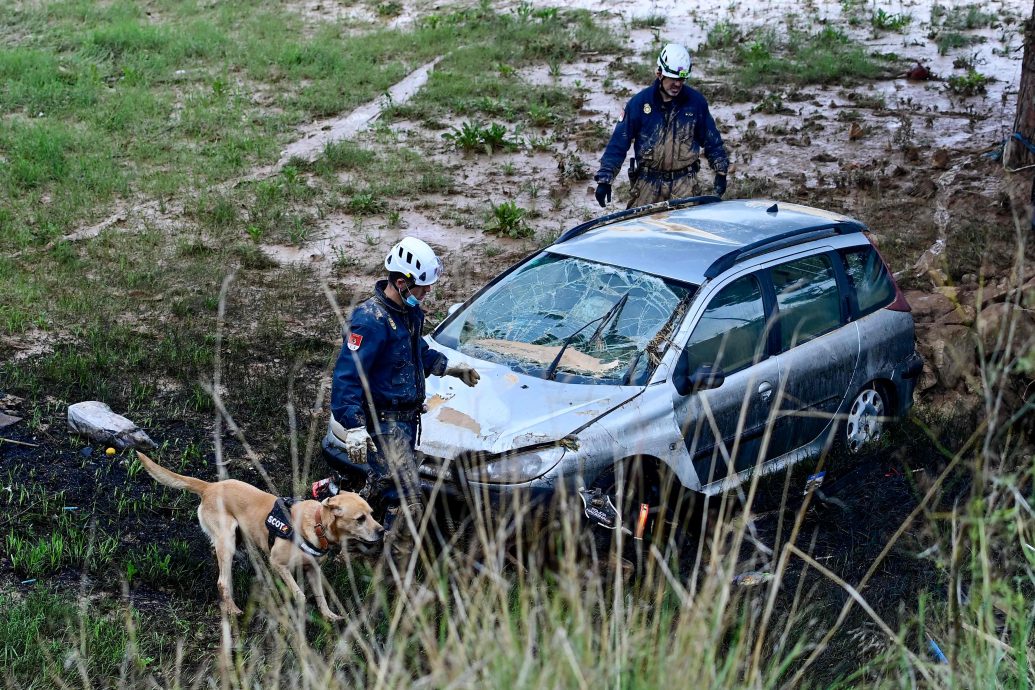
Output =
[
  {"x1": 484, "y1": 200, "x2": 532, "y2": 238},
  {"x1": 558, "y1": 152, "x2": 590, "y2": 181},
  {"x1": 348, "y1": 193, "x2": 386, "y2": 215},
  {"x1": 443, "y1": 121, "x2": 518, "y2": 154},
  {"x1": 871, "y1": 9, "x2": 911, "y2": 31},
  {"x1": 630, "y1": 14, "x2": 667, "y2": 29},
  {"x1": 333, "y1": 245, "x2": 360, "y2": 270},
  {"x1": 947, "y1": 69, "x2": 992, "y2": 96},
  {"x1": 753, "y1": 92, "x2": 786, "y2": 114},
  {"x1": 246, "y1": 225, "x2": 263, "y2": 243},
  {"x1": 386, "y1": 209, "x2": 402, "y2": 227},
  {"x1": 706, "y1": 20, "x2": 741, "y2": 49},
  {"x1": 935, "y1": 31, "x2": 984, "y2": 55},
  {"x1": 375, "y1": 1, "x2": 402, "y2": 17}
]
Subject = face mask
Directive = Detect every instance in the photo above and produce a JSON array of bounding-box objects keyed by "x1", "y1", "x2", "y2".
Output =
[{"x1": 401, "y1": 284, "x2": 422, "y2": 307}]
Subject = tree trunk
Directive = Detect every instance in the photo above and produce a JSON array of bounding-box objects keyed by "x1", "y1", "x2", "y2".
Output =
[{"x1": 1004, "y1": 2, "x2": 1035, "y2": 170}]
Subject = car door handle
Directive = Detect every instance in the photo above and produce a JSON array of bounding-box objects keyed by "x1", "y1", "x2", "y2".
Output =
[{"x1": 758, "y1": 381, "x2": 773, "y2": 402}]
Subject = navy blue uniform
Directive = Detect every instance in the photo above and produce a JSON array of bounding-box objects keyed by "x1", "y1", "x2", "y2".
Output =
[
  {"x1": 331, "y1": 280, "x2": 448, "y2": 501},
  {"x1": 596, "y1": 80, "x2": 729, "y2": 207},
  {"x1": 331, "y1": 280, "x2": 448, "y2": 430}
]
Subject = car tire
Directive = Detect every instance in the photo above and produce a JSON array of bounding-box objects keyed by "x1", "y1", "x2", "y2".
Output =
[{"x1": 841, "y1": 384, "x2": 888, "y2": 454}]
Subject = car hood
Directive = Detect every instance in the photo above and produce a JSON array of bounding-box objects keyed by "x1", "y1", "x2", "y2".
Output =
[{"x1": 419, "y1": 347, "x2": 638, "y2": 458}]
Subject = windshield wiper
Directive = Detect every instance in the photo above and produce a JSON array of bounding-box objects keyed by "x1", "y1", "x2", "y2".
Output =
[{"x1": 544, "y1": 292, "x2": 629, "y2": 381}]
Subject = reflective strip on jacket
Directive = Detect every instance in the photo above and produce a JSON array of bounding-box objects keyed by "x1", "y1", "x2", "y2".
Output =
[
  {"x1": 331, "y1": 280, "x2": 448, "y2": 430},
  {"x1": 596, "y1": 80, "x2": 729, "y2": 183}
]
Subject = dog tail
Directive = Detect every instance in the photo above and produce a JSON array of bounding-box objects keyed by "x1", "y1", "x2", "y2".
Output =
[{"x1": 136, "y1": 451, "x2": 210, "y2": 495}]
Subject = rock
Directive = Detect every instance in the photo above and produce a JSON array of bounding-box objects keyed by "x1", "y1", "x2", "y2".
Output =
[
  {"x1": 918, "y1": 324, "x2": 975, "y2": 389},
  {"x1": 67, "y1": 401, "x2": 156, "y2": 450},
  {"x1": 0, "y1": 412, "x2": 21, "y2": 429},
  {"x1": 905, "y1": 290, "x2": 955, "y2": 322},
  {"x1": 976, "y1": 303, "x2": 1035, "y2": 355}
]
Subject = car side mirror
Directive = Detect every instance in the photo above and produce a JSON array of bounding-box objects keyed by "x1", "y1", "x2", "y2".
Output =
[
  {"x1": 447, "y1": 302, "x2": 463, "y2": 316},
  {"x1": 688, "y1": 364, "x2": 725, "y2": 392}
]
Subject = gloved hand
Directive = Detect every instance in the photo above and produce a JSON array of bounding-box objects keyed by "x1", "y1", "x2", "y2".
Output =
[
  {"x1": 713, "y1": 174, "x2": 727, "y2": 198},
  {"x1": 594, "y1": 182, "x2": 612, "y2": 208},
  {"x1": 446, "y1": 364, "x2": 481, "y2": 387},
  {"x1": 342, "y1": 426, "x2": 375, "y2": 465}
]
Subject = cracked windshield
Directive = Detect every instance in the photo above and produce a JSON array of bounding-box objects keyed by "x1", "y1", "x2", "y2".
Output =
[{"x1": 436, "y1": 253, "x2": 695, "y2": 384}]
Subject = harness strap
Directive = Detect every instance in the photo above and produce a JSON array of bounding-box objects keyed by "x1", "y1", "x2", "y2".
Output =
[{"x1": 265, "y1": 497, "x2": 334, "y2": 557}]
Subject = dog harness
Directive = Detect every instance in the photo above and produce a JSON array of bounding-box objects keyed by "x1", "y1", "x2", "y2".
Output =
[{"x1": 265, "y1": 498, "x2": 334, "y2": 557}]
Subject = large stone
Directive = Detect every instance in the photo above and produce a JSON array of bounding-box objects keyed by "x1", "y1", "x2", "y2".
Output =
[
  {"x1": 67, "y1": 401, "x2": 156, "y2": 450},
  {"x1": 975, "y1": 303, "x2": 1035, "y2": 356},
  {"x1": 917, "y1": 324, "x2": 975, "y2": 390},
  {"x1": 906, "y1": 290, "x2": 955, "y2": 322}
]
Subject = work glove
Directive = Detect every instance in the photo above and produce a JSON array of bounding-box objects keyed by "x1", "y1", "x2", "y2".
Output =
[
  {"x1": 594, "y1": 182, "x2": 612, "y2": 208},
  {"x1": 713, "y1": 174, "x2": 727, "y2": 198},
  {"x1": 445, "y1": 364, "x2": 481, "y2": 387},
  {"x1": 342, "y1": 426, "x2": 375, "y2": 465}
]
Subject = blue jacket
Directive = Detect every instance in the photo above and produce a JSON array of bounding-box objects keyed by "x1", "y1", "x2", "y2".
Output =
[
  {"x1": 331, "y1": 280, "x2": 448, "y2": 430},
  {"x1": 595, "y1": 80, "x2": 729, "y2": 183}
]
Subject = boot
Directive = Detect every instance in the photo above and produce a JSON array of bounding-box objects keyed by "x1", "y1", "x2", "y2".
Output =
[{"x1": 383, "y1": 500, "x2": 425, "y2": 563}]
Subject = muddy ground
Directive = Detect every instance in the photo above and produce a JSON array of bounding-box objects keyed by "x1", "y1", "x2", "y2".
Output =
[{"x1": 2, "y1": 0, "x2": 1033, "y2": 683}]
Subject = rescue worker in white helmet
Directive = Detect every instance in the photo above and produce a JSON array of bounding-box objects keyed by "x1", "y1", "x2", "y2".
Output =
[
  {"x1": 594, "y1": 43, "x2": 730, "y2": 208},
  {"x1": 315, "y1": 237, "x2": 479, "y2": 558}
]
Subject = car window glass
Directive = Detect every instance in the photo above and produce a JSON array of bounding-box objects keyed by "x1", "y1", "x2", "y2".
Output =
[
  {"x1": 684, "y1": 275, "x2": 765, "y2": 374},
  {"x1": 435, "y1": 253, "x2": 695, "y2": 385},
  {"x1": 839, "y1": 246, "x2": 894, "y2": 316},
  {"x1": 772, "y1": 254, "x2": 841, "y2": 350}
]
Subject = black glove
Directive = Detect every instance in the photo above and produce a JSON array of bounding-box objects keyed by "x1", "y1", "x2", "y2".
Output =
[
  {"x1": 713, "y1": 174, "x2": 727, "y2": 198},
  {"x1": 595, "y1": 182, "x2": 612, "y2": 208}
]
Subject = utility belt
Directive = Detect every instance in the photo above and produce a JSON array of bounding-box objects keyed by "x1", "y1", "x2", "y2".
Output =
[
  {"x1": 634, "y1": 159, "x2": 700, "y2": 183},
  {"x1": 366, "y1": 403, "x2": 424, "y2": 425}
]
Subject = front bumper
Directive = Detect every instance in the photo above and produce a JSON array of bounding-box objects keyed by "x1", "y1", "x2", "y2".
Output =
[{"x1": 320, "y1": 430, "x2": 558, "y2": 511}]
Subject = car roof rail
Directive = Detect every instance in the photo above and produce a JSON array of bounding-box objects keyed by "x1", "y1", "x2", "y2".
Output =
[
  {"x1": 555, "y1": 194, "x2": 721, "y2": 244},
  {"x1": 703, "y1": 220, "x2": 867, "y2": 279}
]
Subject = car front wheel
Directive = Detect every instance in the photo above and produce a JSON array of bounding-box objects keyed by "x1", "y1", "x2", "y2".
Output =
[{"x1": 844, "y1": 386, "x2": 886, "y2": 453}]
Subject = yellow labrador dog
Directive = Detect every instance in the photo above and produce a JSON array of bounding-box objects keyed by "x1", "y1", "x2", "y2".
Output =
[{"x1": 136, "y1": 452, "x2": 383, "y2": 620}]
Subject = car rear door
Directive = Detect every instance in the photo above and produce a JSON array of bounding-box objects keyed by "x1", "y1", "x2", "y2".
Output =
[{"x1": 768, "y1": 251, "x2": 860, "y2": 454}]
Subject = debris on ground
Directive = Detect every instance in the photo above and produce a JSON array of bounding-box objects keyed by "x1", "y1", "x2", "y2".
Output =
[
  {"x1": 0, "y1": 412, "x2": 21, "y2": 429},
  {"x1": 67, "y1": 401, "x2": 156, "y2": 450},
  {"x1": 732, "y1": 571, "x2": 774, "y2": 587}
]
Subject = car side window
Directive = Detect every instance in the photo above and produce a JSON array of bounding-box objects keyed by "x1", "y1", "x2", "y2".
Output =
[
  {"x1": 839, "y1": 245, "x2": 895, "y2": 316},
  {"x1": 772, "y1": 254, "x2": 841, "y2": 351},
  {"x1": 684, "y1": 275, "x2": 765, "y2": 374}
]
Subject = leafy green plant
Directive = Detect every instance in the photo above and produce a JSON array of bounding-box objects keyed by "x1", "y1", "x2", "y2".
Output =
[
  {"x1": 484, "y1": 200, "x2": 532, "y2": 238},
  {"x1": 871, "y1": 9, "x2": 911, "y2": 31},
  {"x1": 443, "y1": 121, "x2": 519, "y2": 154},
  {"x1": 347, "y1": 193, "x2": 386, "y2": 215},
  {"x1": 947, "y1": 69, "x2": 992, "y2": 96}
]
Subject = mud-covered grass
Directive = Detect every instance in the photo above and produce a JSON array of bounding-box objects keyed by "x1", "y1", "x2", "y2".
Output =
[{"x1": 3, "y1": 0, "x2": 1035, "y2": 687}]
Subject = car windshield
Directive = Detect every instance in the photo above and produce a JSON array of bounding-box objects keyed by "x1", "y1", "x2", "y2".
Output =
[{"x1": 435, "y1": 252, "x2": 696, "y2": 385}]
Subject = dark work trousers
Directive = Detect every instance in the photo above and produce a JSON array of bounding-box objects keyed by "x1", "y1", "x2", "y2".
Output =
[{"x1": 366, "y1": 411, "x2": 422, "y2": 510}]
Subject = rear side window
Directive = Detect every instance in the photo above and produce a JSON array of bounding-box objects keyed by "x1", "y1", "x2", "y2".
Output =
[
  {"x1": 684, "y1": 275, "x2": 766, "y2": 374},
  {"x1": 772, "y1": 254, "x2": 841, "y2": 351},
  {"x1": 839, "y1": 246, "x2": 895, "y2": 316}
]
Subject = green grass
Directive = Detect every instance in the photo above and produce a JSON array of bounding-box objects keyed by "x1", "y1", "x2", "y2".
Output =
[
  {"x1": 712, "y1": 26, "x2": 899, "y2": 87},
  {"x1": 483, "y1": 200, "x2": 532, "y2": 238}
]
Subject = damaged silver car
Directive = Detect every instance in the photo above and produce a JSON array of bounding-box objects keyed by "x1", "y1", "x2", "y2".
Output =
[{"x1": 323, "y1": 197, "x2": 921, "y2": 525}]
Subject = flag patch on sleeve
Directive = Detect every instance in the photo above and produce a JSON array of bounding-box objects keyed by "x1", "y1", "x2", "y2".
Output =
[{"x1": 347, "y1": 333, "x2": 363, "y2": 351}]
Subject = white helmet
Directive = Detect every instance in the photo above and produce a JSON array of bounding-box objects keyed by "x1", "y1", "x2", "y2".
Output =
[
  {"x1": 657, "y1": 43, "x2": 692, "y2": 79},
  {"x1": 384, "y1": 237, "x2": 441, "y2": 286}
]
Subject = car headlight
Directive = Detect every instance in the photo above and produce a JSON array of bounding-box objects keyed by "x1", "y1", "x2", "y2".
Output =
[{"x1": 464, "y1": 446, "x2": 566, "y2": 484}]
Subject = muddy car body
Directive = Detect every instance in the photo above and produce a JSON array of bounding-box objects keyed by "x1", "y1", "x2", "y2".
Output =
[{"x1": 323, "y1": 197, "x2": 921, "y2": 511}]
